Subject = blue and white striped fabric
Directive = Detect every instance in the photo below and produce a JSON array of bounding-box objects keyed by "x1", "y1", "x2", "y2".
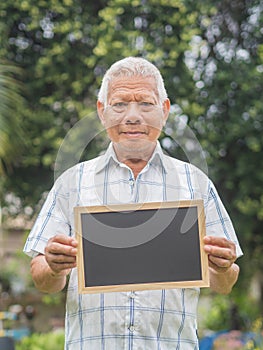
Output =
[{"x1": 24, "y1": 142, "x2": 242, "y2": 350}]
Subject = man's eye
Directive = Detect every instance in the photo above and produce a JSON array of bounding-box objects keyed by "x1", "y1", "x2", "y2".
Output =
[
  {"x1": 112, "y1": 102, "x2": 128, "y2": 107},
  {"x1": 139, "y1": 102, "x2": 154, "y2": 106}
]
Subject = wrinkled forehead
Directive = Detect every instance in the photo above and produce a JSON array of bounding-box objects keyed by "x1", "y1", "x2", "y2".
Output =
[{"x1": 107, "y1": 75, "x2": 159, "y2": 102}]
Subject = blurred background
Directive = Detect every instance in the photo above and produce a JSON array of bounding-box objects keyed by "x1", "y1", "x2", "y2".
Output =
[{"x1": 0, "y1": 1, "x2": 262, "y2": 349}]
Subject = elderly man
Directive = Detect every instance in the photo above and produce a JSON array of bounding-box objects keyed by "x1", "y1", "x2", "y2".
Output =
[{"x1": 24, "y1": 57, "x2": 242, "y2": 349}]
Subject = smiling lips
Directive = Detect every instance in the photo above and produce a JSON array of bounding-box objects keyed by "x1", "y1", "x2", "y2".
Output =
[
  {"x1": 122, "y1": 131, "x2": 145, "y2": 134},
  {"x1": 121, "y1": 127, "x2": 146, "y2": 134},
  {"x1": 121, "y1": 131, "x2": 146, "y2": 137}
]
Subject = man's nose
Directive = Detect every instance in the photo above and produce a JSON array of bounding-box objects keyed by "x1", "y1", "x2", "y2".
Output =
[{"x1": 123, "y1": 103, "x2": 143, "y2": 124}]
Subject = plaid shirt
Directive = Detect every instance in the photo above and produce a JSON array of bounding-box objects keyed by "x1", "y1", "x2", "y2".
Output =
[{"x1": 24, "y1": 142, "x2": 242, "y2": 350}]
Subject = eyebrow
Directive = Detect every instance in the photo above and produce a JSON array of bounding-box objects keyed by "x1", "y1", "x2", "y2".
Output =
[{"x1": 110, "y1": 93, "x2": 157, "y2": 102}]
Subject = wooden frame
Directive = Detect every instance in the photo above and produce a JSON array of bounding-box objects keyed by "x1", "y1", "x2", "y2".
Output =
[{"x1": 74, "y1": 200, "x2": 209, "y2": 294}]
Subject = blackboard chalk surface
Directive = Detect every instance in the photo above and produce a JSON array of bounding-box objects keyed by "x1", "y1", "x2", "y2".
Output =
[{"x1": 74, "y1": 200, "x2": 209, "y2": 294}]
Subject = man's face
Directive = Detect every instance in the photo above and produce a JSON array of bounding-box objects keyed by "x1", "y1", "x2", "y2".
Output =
[{"x1": 97, "y1": 75, "x2": 170, "y2": 159}]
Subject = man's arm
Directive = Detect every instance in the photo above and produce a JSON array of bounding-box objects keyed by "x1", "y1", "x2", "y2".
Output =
[
  {"x1": 204, "y1": 236, "x2": 240, "y2": 295},
  {"x1": 30, "y1": 235, "x2": 78, "y2": 294}
]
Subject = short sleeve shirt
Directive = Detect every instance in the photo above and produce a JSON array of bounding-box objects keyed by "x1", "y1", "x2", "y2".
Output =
[{"x1": 24, "y1": 142, "x2": 242, "y2": 350}]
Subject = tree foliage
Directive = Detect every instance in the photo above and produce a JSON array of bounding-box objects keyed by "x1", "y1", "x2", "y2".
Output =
[
  {"x1": 0, "y1": 0, "x2": 263, "y2": 295},
  {"x1": 188, "y1": 0, "x2": 263, "y2": 286},
  {"x1": 0, "y1": 61, "x2": 25, "y2": 176},
  {"x1": 0, "y1": 0, "x2": 199, "y2": 209}
]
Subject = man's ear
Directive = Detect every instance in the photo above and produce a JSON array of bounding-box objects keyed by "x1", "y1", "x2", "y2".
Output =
[
  {"x1": 97, "y1": 100, "x2": 106, "y2": 125},
  {"x1": 162, "y1": 98, "x2": 170, "y2": 126}
]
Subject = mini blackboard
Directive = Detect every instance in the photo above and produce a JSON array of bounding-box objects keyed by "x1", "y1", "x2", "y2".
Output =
[{"x1": 74, "y1": 200, "x2": 209, "y2": 294}]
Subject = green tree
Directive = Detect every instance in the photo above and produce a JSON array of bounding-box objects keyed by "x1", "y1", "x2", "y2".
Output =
[
  {"x1": 186, "y1": 0, "x2": 263, "y2": 300},
  {"x1": 0, "y1": 61, "x2": 25, "y2": 176},
  {"x1": 0, "y1": 1, "x2": 107, "y2": 209},
  {"x1": 0, "y1": 0, "x2": 199, "y2": 210}
]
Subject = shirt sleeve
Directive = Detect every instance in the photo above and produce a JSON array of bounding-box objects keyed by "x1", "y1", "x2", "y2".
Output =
[
  {"x1": 23, "y1": 176, "x2": 71, "y2": 258},
  {"x1": 205, "y1": 180, "x2": 243, "y2": 258}
]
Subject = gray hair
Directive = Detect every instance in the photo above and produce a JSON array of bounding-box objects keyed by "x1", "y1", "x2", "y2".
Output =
[{"x1": 97, "y1": 57, "x2": 168, "y2": 105}]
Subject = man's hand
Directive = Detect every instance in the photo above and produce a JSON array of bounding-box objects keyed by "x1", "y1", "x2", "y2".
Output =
[
  {"x1": 30, "y1": 234, "x2": 78, "y2": 293},
  {"x1": 44, "y1": 234, "x2": 78, "y2": 276},
  {"x1": 203, "y1": 236, "x2": 239, "y2": 294},
  {"x1": 203, "y1": 236, "x2": 237, "y2": 272}
]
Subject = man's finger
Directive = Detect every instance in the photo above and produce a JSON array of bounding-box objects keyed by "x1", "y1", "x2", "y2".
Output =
[
  {"x1": 203, "y1": 236, "x2": 235, "y2": 249},
  {"x1": 50, "y1": 234, "x2": 78, "y2": 247},
  {"x1": 204, "y1": 244, "x2": 236, "y2": 260},
  {"x1": 46, "y1": 242, "x2": 77, "y2": 256},
  {"x1": 46, "y1": 252, "x2": 77, "y2": 264}
]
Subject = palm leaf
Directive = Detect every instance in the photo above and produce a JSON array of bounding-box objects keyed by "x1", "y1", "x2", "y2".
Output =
[{"x1": 0, "y1": 61, "x2": 25, "y2": 175}]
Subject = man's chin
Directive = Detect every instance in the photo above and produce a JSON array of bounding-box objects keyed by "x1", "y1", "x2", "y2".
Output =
[{"x1": 113, "y1": 140, "x2": 156, "y2": 159}]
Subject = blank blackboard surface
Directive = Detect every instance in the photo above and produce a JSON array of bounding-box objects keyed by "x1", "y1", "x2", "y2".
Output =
[{"x1": 75, "y1": 200, "x2": 209, "y2": 294}]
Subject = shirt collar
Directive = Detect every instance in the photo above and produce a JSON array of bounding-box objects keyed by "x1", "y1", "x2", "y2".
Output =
[{"x1": 95, "y1": 141, "x2": 167, "y2": 174}]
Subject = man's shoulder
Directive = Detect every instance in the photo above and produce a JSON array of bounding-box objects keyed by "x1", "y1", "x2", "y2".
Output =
[
  {"x1": 163, "y1": 154, "x2": 206, "y2": 172},
  {"x1": 162, "y1": 153, "x2": 186, "y2": 167},
  {"x1": 56, "y1": 154, "x2": 104, "y2": 180},
  {"x1": 163, "y1": 153, "x2": 210, "y2": 183}
]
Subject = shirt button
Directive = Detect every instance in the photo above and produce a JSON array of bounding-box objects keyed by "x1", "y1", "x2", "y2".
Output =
[
  {"x1": 129, "y1": 179, "x2": 134, "y2": 186},
  {"x1": 129, "y1": 325, "x2": 135, "y2": 332},
  {"x1": 129, "y1": 292, "x2": 136, "y2": 299}
]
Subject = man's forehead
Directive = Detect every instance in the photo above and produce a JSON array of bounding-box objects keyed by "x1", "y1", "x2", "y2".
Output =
[{"x1": 108, "y1": 75, "x2": 158, "y2": 96}]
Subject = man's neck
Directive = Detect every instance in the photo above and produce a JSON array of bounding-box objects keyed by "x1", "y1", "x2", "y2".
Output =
[
  {"x1": 122, "y1": 158, "x2": 148, "y2": 179},
  {"x1": 113, "y1": 141, "x2": 157, "y2": 178}
]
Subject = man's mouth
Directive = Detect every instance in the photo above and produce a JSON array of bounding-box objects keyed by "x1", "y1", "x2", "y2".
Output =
[
  {"x1": 121, "y1": 130, "x2": 146, "y2": 135},
  {"x1": 121, "y1": 131, "x2": 146, "y2": 138}
]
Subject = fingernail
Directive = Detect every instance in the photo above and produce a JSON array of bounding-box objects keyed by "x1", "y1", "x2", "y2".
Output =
[
  {"x1": 71, "y1": 239, "x2": 78, "y2": 247},
  {"x1": 204, "y1": 246, "x2": 211, "y2": 253}
]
